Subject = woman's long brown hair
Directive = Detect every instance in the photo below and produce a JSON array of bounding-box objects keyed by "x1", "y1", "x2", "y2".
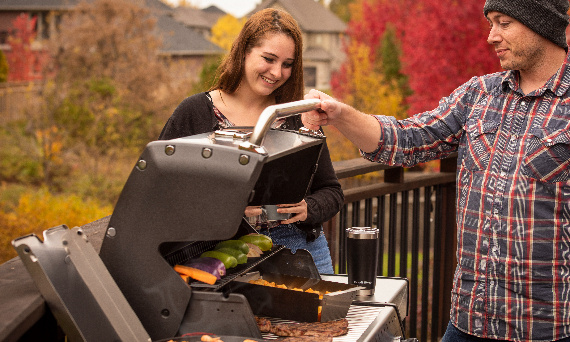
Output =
[{"x1": 210, "y1": 8, "x2": 304, "y2": 104}]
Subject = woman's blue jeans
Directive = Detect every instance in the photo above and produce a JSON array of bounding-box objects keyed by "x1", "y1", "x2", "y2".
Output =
[{"x1": 258, "y1": 224, "x2": 334, "y2": 274}]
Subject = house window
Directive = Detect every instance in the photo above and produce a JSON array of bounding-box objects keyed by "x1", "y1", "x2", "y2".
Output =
[
  {"x1": 0, "y1": 31, "x2": 8, "y2": 45},
  {"x1": 304, "y1": 66, "x2": 316, "y2": 88}
]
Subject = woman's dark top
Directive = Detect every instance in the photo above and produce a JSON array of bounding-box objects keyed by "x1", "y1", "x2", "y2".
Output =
[{"x1": 158, "y1": 92, "x2": 344, "y2": 241}]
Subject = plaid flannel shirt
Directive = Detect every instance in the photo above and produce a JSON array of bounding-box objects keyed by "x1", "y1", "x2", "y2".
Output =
[{"x1": 362, "y1": 53, "x2": 570, "y2": 341}]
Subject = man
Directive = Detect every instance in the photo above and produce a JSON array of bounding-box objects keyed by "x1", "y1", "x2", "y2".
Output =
[{"x1": 303, "y1": 0, "x2": 570, "y2": 341}]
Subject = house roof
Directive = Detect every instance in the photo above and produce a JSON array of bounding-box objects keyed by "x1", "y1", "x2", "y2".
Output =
[
  {"x1": 0, "y1": 0, "x2": 224, "y2": 56},
  {"x1": 0, "y1": 0, "x2": 82, "y2": 11},
  {"x1": 141, "y1": 0, "x2": 173, "y2": 12},
  {"x1": 0, "y1": 0, "x2": 174, "y2": 11},
  {"x1": 155, "y1": 13, "x2": 224, "y2": 56},
  {"x1": 304, "y1": 46, "x2": 331, "y2": 61},
  {"x1": 202, "y1": 5, "x2": 225, "y2": 16},
  {"x1": 250, "y1": 0, "x2": 346, "y2": 33},
  {"x1": 173, "y1": 6, "x2": 225, "y2": 30}
]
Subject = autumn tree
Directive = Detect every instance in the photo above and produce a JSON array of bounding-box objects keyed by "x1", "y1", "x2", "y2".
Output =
[
  {"x1": 335, "y1": 0, "x2": 500, "y2": 115},
  {"x1": 333, "y1": 40, "x2": 404, "y2": 118},
  {"x1": 191, "y1": 55, "x2": 223, "y2": 94},
  {"x1": 327, "y1": 2, "x2": 410, "y2": 162},
  {"x1": 210, "y1": 14, "x2": 246, "y2": 51},
  {"x1": 26, "y1": 0, "x2": 179, "y2": 192},
  {"x1": 329, "y1": 0, "x2": 356, "y2": 23},
  {"x1": 51, "y1": 0, "x2": 170, "y2": 117},
  {"x1": 5, "y1": 14, "x2": 50, "y2": 82},
  {"x1": 0, "y1": 0, "x2": 187, "y2": 262},
  {"x1": 400, "y1": 0, "x2": 499, "y2": 113},
  {"x1": 192, "y1": 14, "x2": 245, "y2": 99},
  {"x1": 378, "y1": 24, "x2": 412, "y2": 112},
  {"x1": 327, "y1": 39, "x2": 406, "y2": 162}
]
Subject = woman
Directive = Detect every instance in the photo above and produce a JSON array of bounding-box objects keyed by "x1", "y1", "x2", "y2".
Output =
[{"x1": 158, "y1": 8, "x2": 343, "y2": 274}]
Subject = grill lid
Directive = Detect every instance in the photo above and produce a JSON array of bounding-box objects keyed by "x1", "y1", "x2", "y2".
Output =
[{"x1": 98, "y1": 99, "x2": 325, "y2": 340}]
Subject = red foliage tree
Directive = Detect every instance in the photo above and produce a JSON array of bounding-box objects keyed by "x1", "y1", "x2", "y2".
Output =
[
  {"x1": 334, "y1": 0, "x2": 501, "y2": 115},
  {"x1": 6, "y1": 13, "x2": 50, "y2": 82},
  {"x1": 401, "y1": 0, "x2": 500, "y2": 113}
]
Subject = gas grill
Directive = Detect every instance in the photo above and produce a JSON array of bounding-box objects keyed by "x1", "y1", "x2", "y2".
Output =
[{"x1": 10, "y1": 99, "x2": 410, "y2": 342}]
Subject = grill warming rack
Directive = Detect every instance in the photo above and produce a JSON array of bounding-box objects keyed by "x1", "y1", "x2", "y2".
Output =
[{"x1": 160, "y1": 218, "x2": 320, "y2": 290}]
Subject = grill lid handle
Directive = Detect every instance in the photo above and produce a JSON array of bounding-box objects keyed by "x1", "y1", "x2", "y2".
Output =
[{"x1": 246, "y1": 99, "x2": 321, "y2": 147}]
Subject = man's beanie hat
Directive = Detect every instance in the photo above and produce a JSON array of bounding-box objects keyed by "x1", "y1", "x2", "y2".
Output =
[{"x1": 484, "y1": 0, "x2": 569, "y2": 50}]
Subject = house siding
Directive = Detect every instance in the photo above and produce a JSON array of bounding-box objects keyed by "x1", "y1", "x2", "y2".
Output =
[{"x1": 250, "y1": 0, "x2": 347, "y2": 91}]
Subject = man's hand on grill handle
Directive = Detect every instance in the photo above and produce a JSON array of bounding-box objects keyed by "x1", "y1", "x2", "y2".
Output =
[
  {"x1": 302, "y1": 89, "x2": 342, "y2": 130},
  {"x1": 303, "y1": 88, "x2": 384, "y2": 154}
]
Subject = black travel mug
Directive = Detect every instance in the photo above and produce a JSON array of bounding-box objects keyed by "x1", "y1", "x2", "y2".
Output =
[{"x1": 346, "y1": 227, "x2": 379, "y2": 295}]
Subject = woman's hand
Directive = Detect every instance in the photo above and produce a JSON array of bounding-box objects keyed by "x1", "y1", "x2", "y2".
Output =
[
  {"x1": 278, "y1": 200, "x2": 308, "y2": 224},
  {"x1": 245, "y1": 206, "x2": 263, "y2": 217},
  {"x1": 245, "y1": 201, "x2": 307, "y2": 227}
]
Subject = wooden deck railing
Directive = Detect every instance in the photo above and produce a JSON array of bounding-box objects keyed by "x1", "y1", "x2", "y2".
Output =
[{"x1": 324, "y1": 154, "x2": 458, "y2": 342}]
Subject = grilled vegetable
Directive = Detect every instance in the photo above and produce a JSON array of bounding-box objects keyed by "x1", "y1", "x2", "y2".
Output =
[
  {"x1": 239, "y1": 234, "x2": 273, "y2": 251},
  {"x1": 174, "y1": 265, "x2": 217, "y2": 285},
  {"x1": 200, "y1": 250, "x2": 238, "y2": 269},
  {"x1": 215, "y1": 247, "x2": 247, "y2": 264},
  {"x1": 245, "y1": 242, "x2": 262, "y2": 257},
  {"x1": 183, "y1": 257, "x2": 226, "y2": 279},
  {"x1": 214, "y1": 240, "x2": 249, "y2": 255}
]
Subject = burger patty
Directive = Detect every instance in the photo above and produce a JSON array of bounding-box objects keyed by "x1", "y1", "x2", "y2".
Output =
[
  {"x1": 255, "y1": 316, "x2": 272, "y2": 333},
  {"x1": 256, "y1": 317, "x2": 348, "y2": 337}
]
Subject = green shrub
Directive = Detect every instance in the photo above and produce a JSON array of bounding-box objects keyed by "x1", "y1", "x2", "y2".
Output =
[{"x1": 0, "y1": 122, "x2": 43, "y2": 184}]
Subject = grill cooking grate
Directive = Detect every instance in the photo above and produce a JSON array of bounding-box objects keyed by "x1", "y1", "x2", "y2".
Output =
[
  {"x1": 260, "y1": 305, "x2": 386, "y2": 341},
  {"x1": 163, "y1": 240, "x2": 218, "y2": 266}
]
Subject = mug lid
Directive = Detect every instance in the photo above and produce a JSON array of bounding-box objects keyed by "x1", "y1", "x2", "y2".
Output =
[{"x1": 346, "y1": 227, "x2": 379, "y2": 239}]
